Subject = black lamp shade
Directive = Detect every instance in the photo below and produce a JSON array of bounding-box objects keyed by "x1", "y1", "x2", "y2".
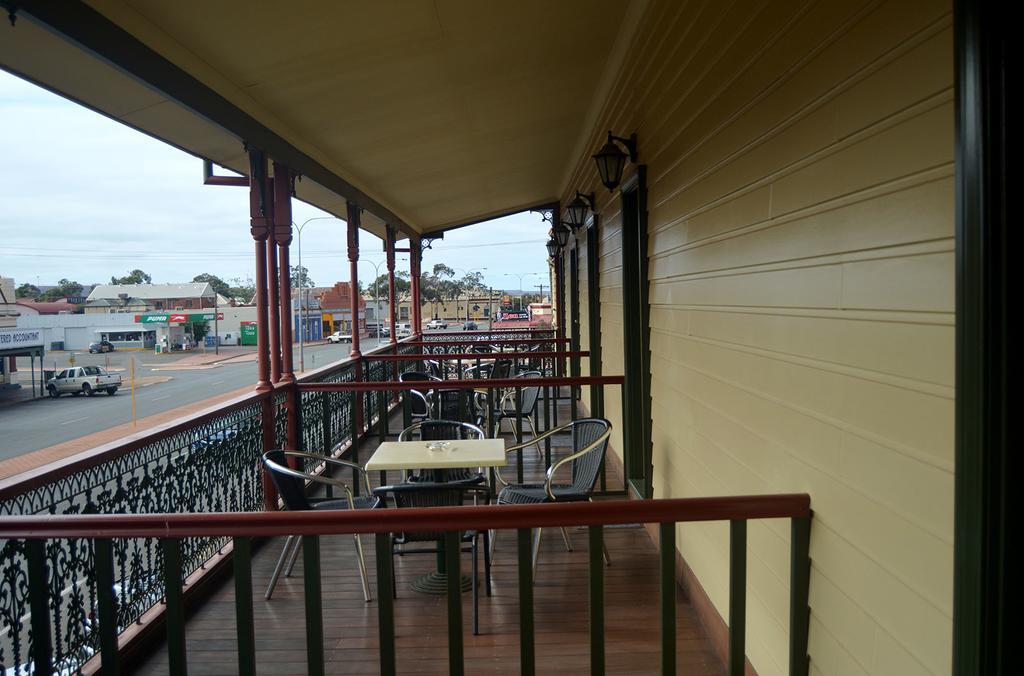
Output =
[
  {"x1": 553, "y1": 223, "x2": 571, "y2": 249},
  {"x1": 593, "y1": 138, "x2": 627, "y2": 191},
  {"x1": 546, "y1": 238, "x2": 559, "y2": 257},
  {"x1": 565, "y1": 195, "x2": 589, "y2": 228}
]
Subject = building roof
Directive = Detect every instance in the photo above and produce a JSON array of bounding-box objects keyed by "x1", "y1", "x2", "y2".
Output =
[
  {"x1": 15, "y1": 299, "x2": 80, "y2": 314},
  {"x1": 319, "y1": 283, "x2": 366, "y2": 312},
  {"x1": 87, "y1": 283, "x2": 214, "y2": 302}
]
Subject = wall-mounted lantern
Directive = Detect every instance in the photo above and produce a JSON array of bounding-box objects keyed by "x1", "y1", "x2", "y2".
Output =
[{"x1": 592, "y1": 131, "x2": 638, "y2": 191}]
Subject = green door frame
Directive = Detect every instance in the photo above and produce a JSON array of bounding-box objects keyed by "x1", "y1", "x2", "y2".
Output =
[
  {"x1": 586, "y1": 216, "x2": 604, "y2": 420},
  {"x1": 619, "y1": 167, "x2": 653, "y2": 499},
  {"x1": 952, "y1": 2, "x2": 1009, "y2": 674}
]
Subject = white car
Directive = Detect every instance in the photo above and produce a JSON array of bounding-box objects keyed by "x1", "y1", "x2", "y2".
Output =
[
  {"x1": 394, "y1": 323, "x2": 412, "y2": 338},
  {"x1": 47, "y1": 366, "x2": 122, "y2": 397},
  {"x1": 326, "y1": 331, "x2": 352, "y2": 344},
  {"x1": 426, "y1": 319, "x2": 448, "y2": 330}
]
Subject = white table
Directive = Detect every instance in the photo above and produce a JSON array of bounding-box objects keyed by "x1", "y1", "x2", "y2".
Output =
[{"x1": 365, "y1": 438, "x2": 507, "y2": 474}]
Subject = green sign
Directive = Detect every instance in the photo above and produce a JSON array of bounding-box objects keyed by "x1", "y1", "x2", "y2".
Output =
[
  {"x1": 240, "y1": 323, "x2": 258, "y2": 346},
  {"x1": 135, "y1": 312, "x2": 223, "y2": 324}
]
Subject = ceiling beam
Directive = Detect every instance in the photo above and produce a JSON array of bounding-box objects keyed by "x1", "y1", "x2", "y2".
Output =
[{"x1": 9, "y1": 0, "x2": 416, "y2": 237}]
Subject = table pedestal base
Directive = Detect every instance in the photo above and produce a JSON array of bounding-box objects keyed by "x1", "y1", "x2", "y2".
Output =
[{"x1": 411, "y1": 571, "x2": 473, "y2": 594}]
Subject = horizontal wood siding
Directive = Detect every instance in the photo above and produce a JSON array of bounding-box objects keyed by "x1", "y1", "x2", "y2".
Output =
[{"x1": 563, "y1": 1, "x2": 953, "y2": 674}]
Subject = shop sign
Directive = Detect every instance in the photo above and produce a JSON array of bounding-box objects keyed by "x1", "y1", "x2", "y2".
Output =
[
  {"x1": 135, "y1": 312, "x2": 223, "y2": 324},
  {"x1": 0, "y1": 327, "x2": 44, "y2": 349}
]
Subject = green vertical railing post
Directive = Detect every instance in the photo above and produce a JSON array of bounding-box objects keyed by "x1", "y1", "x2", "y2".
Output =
[
  {"x1": 659, "y1": 522, "x2": 676, "y2": 676},
  {"x1": 445, "y1": 530, "x2": 464, "y2": 676},
  {"x1": 517, "y1": 528, "x2": 535, "y2": 676},
  {"x1": 162, "y1": 538, "x2": 188, "y2": 676},
  {"x1": 515, "y1": 387, "x2": 524, "y2": 483},
  {"x1": 233, "y1": 536, "x2": 256, "y2": 676},
  {"x1": 589, "y1": 525, "x2": 605, "y2": 676},
  {"x1": 350, "y1": 389, "x2": 360, "y2": 496},
  {"x1": 303, "y1": 534, "x2": 324, "y2": 676},
  {"x1": 543, "y1": 383, "x2": 552, "y2": 469},
  {"x1": 94, "y1": 538, "x2": 120, "y2": 676},
  {"x1": 375, "y1": 533, "x2": 396, "y2": 676},
  {"x1": 26, "y1": 539, "x2": 52, "y2": 676},
  {"x1": 789, "y1": 516, "x2": 811, "y2": 676},
  {"x1": 729, "y1": 520, "x2": 748, "y2": 676}
]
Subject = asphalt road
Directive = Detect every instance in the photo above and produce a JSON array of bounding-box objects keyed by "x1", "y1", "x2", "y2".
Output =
[{"x1": 0, "y1": 341, "x2": 363, "y2": 461}]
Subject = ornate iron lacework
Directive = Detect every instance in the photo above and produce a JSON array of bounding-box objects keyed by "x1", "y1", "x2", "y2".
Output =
[{"x1": 0, "y1": 399, "x2": 266, "y2": 674}]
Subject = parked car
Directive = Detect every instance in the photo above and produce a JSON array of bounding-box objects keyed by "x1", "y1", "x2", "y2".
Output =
[
  {"x1": 367, "y1": 324, "x2": 388, "y2": 338},
  {"x1": 326, "y1": 331, "x2": 352, "y2": 344},
  {"x1": 88, "y1": 340, "x2": 115, "y2": 353},
  {"x1": 47, "y1": 366, "x2": 121, "y2": 397},
  {"x1": 464, "y1": 321, "x2": 479, "y2": 331},
  {"x1": 426, "y1": 319, "x2": 448, "y2": 330},
  {"x1": 394, "y1": 323, "x2": 412, "y2": 338}
]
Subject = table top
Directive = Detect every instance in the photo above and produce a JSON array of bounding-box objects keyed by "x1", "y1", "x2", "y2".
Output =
[{"x1": 365, "y1": 438, "x2": 507, "y2": 471}]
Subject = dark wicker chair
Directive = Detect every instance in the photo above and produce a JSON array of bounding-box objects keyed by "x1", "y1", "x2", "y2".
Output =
[
  {"x1": 495, "y1": 418, "x2": 613, "y2": 571},
  {"x1": 372, "y1": 481, "x2": 492, "y2": 635},
  {"x1": 492, "y1": 371, "x2": 543, "y2": 457},
  {"x1": 261, "y1": 450, "x2": 381, "y2": 601},
  {"x1": 399, "y1": 370, "x2": 441, "y2": 424}
]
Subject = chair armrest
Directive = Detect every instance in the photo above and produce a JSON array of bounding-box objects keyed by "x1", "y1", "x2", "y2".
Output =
[
  {"x1": 278, "y1": 450, "x2": 372, "y2": 498},
  {"x1": 493, "y1": 421, "x2": 574, "y2": 486}
]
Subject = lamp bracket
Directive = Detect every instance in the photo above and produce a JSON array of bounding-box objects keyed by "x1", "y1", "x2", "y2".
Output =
[
  {"x1": 530, "y1": 208, "x2": 554, "y2": 224},
  {"x1": 420, "y1": 234, "x2": 442, "y2": 252},
  {"x1": 573, "y1": 190, "x2": 598, "y2": 210},
  {"x1": 609, "y1": 132, "x2": 639, "y2": 163}
]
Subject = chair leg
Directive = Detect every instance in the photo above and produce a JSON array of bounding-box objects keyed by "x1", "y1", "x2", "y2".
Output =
[
  {"x1": 526, "y1": 416, "x2": 543, "y2": 458},
  {"x1": 531, "y1": 527, "x2": 542, "y2": 574},
  {"x1": 284, "y1": 535, "x2": 303, "y2": 577},
  {"x1": 489, "y1": 528, "x2": 498, "y2": 564},
  {"x1": 392, "y1": 547, "x2": 398, "y2": 599},
  {"x1": 265, "y1": 535, "x2": 295, "y2": 600},
  {"x1": 354, "y1": 533, "x2": 371, "y2": 602},
  {"x1": 559, "y1": 526, "x2": 574, "y2": 552},
  {"x1": 603, "y1": 538, "x2": 612, "y2": 566}
]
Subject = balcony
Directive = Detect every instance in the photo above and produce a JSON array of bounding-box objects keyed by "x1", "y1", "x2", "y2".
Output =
[{"x1": 1, "y1": 332, "x2": 809, "y2": 675}]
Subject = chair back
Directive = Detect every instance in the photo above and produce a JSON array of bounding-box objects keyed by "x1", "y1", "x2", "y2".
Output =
[
  {"x1": 399, "y1": 419, "x2": 484, "y2": 441},
  {"x1": 434, "y1": 388, "x2": 476, "y2": 423},
  {"x1": 489, "y1": 359, "x2": 513, "y2": 380},
  {"x1": 262, "y1": 450, "x2": 312, "y2": 511},
  {"x1": 510, "y1": 371, "x2": 542, "y2": 413},
  {"x1": 399, "y1": 370, "x2": 437, "y2": 384},
  {"x1": 375, "y1": 482, "x2": 475, "y2": 542},
  {"x1": 408, "y1": 389, "x2": 431, "y2": 417},
  {"x1": 567, "y1": 419, "x2": 612, "y2": 493},
  {"x1": 424, "y1": 359, "x2": 443, "y2": 379}
]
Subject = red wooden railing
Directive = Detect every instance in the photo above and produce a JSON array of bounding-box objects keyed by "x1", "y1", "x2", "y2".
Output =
[{"x1": 0, "y1": 495, "x2": 812, "y2": 676}]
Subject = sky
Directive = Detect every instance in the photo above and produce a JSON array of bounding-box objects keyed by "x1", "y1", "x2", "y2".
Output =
[{"x1": 0, "y1": 70, "x2": 550, "y2": 295}]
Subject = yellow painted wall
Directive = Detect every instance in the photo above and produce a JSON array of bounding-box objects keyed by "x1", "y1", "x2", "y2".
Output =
[{"x1": 564, "y1": 1, "x2": 953, "y2": 674}]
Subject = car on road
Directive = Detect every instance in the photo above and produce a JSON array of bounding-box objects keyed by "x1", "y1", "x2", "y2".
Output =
[
  {"x1": 394, "y1": 323, "x2": 412, "y2": 338},
  {"x1": 464, "y1": 321, "x2": 479, "y2": 331},
  {"x1": 426, "y1": 319, "x2": 448, "y2": 330},
  {"x1": 88, "y1": 340, "x2": 115, "y2": 353},
  {"x1": 47, "y1": 365, "x2": 121, "y2": 397},
  {"x1": 326, "y1": 330, "x2": 352, "y2": 344},
  {"x1": 367, "y1": 324, "x2": 389, "y2": 338}
]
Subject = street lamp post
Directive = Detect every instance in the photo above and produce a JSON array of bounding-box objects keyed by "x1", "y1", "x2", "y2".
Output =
[
  {"x1": 358, "y1": 258, "x2": 387, "y2": 347},
  {"x1": 295, "y1": 216, "x2": 342, "y2": 371},
  {"x1": 503, "y1": 272, "x2": 540, "y2": 310}
]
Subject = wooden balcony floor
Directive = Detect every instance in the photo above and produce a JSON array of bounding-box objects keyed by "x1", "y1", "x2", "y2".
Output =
[{"x1": 132, "y1": 401, "x2": 725, "y2": 675}]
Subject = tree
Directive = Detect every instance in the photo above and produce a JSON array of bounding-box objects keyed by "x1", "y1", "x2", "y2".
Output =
[
  {"x1": 228, "y1": 276, "x2": 256, "y2": 303},
  {"x1": 15, "y1": 283, "x2": 40, "y2": 299},
  {"x1": 39, "y1": 278, "x2": 84, "y2": 301},
  {"x1": 110, "y1": 269, "x2": 152, "y2": 285},
  {"x1": 370, "y1": 271, "x2": 411, "y2": 301},
  {"x1": 192, "y1": 273, "x2": 231, "y2": 298},
  {"x1": 291, "y1": 265, "x2": 315, "y2": 289}
]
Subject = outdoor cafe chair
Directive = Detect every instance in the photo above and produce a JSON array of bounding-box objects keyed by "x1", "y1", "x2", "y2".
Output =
[
  {"x1": 494, "y1": 418, "x2": 613, "y2": 571},
  {"x1": 492, "y1": 370, "x2": 543, "y2": 457},
  {"x1": 372, "y1": 481, "x2": 492, "y2": 635},
  {"x1": 261, "y1": 450, "x2": 381, "y2": 602},
  {"x1": 399, "y1": 370, "x2": 441, "y2": 424}
]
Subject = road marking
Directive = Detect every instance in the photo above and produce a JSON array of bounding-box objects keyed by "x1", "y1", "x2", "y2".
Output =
[
  {"x1": 60, "y1": 416, "x2": 90, "y2": 426},
  {"x1": 211, "y1": 380, "x2": 224, "y2": 385},
  {"x1": 152, "y1": 394, "x2": 171, "y2": 401}
]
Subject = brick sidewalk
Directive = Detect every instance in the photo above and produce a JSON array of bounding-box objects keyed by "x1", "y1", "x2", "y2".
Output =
[{"x1": 0, "y1": 384, "x2": 254, "y2": 480}]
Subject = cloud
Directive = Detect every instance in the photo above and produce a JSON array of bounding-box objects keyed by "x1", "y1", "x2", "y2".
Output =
[{"x1": 0, "y1": 71, "x2": 549, "y2": 291}]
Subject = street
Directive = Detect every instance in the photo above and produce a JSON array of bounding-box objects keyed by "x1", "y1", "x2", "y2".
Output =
[{"x1": 0, "y1": 341, "x2": 361, "y2": 461}]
